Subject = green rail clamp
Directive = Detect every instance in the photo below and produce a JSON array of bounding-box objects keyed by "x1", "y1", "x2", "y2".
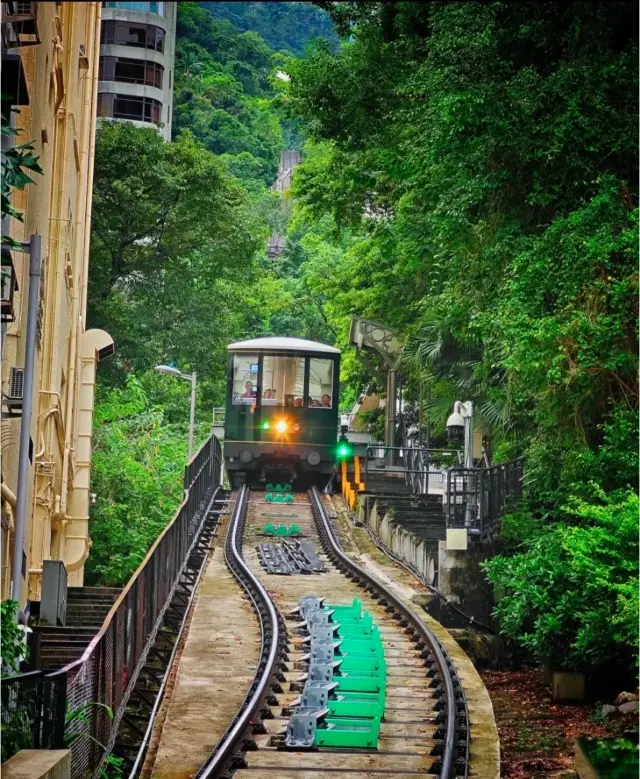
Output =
[
  {"x1": 327, "y1": 691, "x2": 385, "y2": 719},
  {"x1": 263, "y1": 523, "x2": 301, "y2": 536},
  {"x1": 333, "y1": 672, "x2": 386, "y2": 694},
  {"x1": 266, "y1": 482, "x2": 292, "y2": 492},
  {"x1": 265, "y1": 492, "x2": 294, "y2": 504},
  {"x1": 286, "y1": 594, "x2": 388, "y2": 750},
  {"x1": 285, "y1": 709, "x2": 381, "y2": 749},
  {"x1": 316, "y1": 715, "x2": 381, "y2": 748},
  {"x1": 326, "y1": 598, "x2": 363, "y2": 617}
]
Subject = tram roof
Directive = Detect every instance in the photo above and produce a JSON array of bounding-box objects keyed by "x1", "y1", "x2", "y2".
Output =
[{"x1": 227, "y1": 337, "x2": 340, "y2": 355}]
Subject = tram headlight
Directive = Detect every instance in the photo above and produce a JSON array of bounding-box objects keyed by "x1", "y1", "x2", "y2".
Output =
[
  {"x1": 275, "y1": 419, "x2": 288, "y2": 434},
  {"x1": 239, "y1": 449, "x2": 253, "y2": 464},
  {"x1": 293, "y1": 423, "x2": 300, "y2": 432}
]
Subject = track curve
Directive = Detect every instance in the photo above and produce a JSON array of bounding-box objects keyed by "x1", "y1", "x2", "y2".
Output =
[{"x1": 196, "y1": 486, "x2": 469, "y2": 779}]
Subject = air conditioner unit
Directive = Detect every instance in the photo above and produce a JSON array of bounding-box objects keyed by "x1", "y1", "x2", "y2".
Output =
[{"x1": 8, "y1": 367, "x2": 24, "y2": 400}]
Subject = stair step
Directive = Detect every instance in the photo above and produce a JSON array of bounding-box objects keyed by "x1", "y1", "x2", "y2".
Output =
[
  {"x1": 67, "y1": 587, "x2": 121, "y2": 600},
  {"x1": 34, "y1": 626, "x2": 97, "y2": 636},
  {"x1": 39, "y1": 635, "x2": 93, "y2": 646}
]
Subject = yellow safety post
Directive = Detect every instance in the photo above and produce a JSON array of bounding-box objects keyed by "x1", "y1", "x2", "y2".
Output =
[{"x1": 354, "y1": 455, "x2": 364, "y2": 492}]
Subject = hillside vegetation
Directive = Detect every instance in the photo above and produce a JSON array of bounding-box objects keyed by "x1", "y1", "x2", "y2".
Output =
[
  {"x1": 85, "y1": 3, "x2": 333, "y2": 585},
  {"x1": 281, "y1": 1, "x2": 638, "y2": 672},
  {"x1": 85, "y1": 1, "x2": 638, "y2": 675}
]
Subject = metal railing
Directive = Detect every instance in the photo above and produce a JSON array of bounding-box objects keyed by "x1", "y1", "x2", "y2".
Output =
[
  {"x1": 446, "y1": 458, "x2": 524, "y2": 537},
  {"x1": 0, "y1": 670, "x2": 66, "y2": 762},
  {"x1": 364, "y1": 444, "x2": 462, "y2": 495},
  {"x1": 363, "y1": 443, "x2": 523, "y2": 539},
  {"x1": 36, "y1": 434, "x2": 223, "y2": 779}
]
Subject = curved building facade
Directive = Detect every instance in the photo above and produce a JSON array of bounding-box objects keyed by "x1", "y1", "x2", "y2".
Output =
[{"x1": 98, "y1": 1, "x2": 176, "y2": 141}]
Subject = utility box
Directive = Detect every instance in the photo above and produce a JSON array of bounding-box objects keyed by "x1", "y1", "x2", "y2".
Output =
[
  {"x1": 41, "y1": 560, "x2": 67, "y2": 626},
  {"x1": 446, "y1": 528, "x2": 468, "y2": 551}
]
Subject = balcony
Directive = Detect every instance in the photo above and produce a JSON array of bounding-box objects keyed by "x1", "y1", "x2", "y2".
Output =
[{"x1": 1, "y1": 2, "x2": 40, "y2": 48}]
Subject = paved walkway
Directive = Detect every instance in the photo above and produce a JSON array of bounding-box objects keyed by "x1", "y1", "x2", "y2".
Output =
[{"x1": 148, "y1": 522, "x2": 260, "y2": 779}]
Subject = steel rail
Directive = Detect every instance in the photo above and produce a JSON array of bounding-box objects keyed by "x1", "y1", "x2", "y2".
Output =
[
  {"x1": 195, "y1": 485, "x2": 281, "y2": 779},
  {"x1": 308, "y1": 486, "x2": 469, "y2": 779}
]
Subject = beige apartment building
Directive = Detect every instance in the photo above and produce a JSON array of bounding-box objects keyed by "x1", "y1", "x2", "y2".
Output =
[{"x1": 1, "y1": 1, "x2": 112, "y2": 605}]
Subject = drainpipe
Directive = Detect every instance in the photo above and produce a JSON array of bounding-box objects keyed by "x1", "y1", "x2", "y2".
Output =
[
  {"x1": 11, "y1": 235, "x2": 41, "y2": 607},
  {"x1": 80, "y1": 2, "x2": 101, "y2": 326},
  {"x1": 2, "y1": 483, "x2": 17, "y2": 510},
  {"x1": 58, "y1": 2, "x2": 101, "y2": 560},
  {"x1": 64, "y1": 329, "x2": 113, "y2": 581}
]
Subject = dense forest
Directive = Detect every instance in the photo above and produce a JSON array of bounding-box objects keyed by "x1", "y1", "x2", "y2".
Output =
[
  {"x1": 198, "y1": 1, "x2": 339, "y2": 56},
  {"x1": 282, "y1": 1, "x2": 639, "y2": 673},
  {"x1": 87, "y1": 2, "x2": 638, "y2": 676}
]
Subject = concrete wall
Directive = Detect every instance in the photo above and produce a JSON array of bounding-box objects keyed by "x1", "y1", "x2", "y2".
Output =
[
  {"x1": 358, "y1": 497, "x2": 436, "y2": 585},
  {"x1": 2, "y1": 750, "x2": 70, "y2": 779},
  {"x1": 358, "y1": 495, "x2": 495, "y2": 627},
  {"x1": 1, "y1": 3, "x2": 109, "y2": 602}
]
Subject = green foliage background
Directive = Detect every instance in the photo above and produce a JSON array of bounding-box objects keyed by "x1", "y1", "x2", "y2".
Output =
[
  {"x1": 279, "y1": 1, "x2": 638, "y2": 671},
  {"x1": 86, "y1": 2, "x2": 336, "y2": 587},
  {"x1": 86, "y1": 1, "x2": 638, "y2": 672}
]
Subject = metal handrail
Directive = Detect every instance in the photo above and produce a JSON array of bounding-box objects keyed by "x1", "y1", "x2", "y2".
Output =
[
  {"x1": 364, "y1": 445, "x2": 461, "y2": 494},
  {"x1": 46, "y1": 434, "x2": 222, "y2": 779}
]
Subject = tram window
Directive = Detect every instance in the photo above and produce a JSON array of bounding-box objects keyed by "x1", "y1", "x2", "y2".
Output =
[
  {"x1": 262, "y1": 355, "x2": 305, "y2": 407},
  {"x1": 308, "y1": 358, "x2": 334, "y2": 408},
  {"x1": 232, "y1": 355, "x2": 258, "y2": 405}
]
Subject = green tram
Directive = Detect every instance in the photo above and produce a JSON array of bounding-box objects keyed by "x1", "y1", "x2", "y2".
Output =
[{"x1": 223, "y1": 337, "x2": 341, "y2": 488}]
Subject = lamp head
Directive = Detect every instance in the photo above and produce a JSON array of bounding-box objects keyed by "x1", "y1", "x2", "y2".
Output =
[{"x1": 154, "y1": 364, "x2": 182, "y2": 377}]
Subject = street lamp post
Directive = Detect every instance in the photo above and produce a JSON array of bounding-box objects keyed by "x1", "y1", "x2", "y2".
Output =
[
  {"x1": 154, "y1": 365, "x2": 197, "y2": 460},
  {"x1": 446, "y1": 400, "x2": 475, "y2": 530}
]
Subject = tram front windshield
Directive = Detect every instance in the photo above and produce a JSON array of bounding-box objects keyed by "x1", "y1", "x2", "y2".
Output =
[{"x1": 262, "y1": 355, "x2": 305, "y2": 408}]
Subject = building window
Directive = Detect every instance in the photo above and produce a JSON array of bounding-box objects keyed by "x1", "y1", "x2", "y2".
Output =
[
  {"x1": 99, "y1": 56, "x2": 163, "y2": 88},
  {"x1": 103, "y1": 2, "x2": 166, "y2": 16},
  {"x1": 101, "y1": 20, "x2": 165, "y2": 52},
  {"x1": 98, "y1": 92, "x2": 162, "y2": 125}
]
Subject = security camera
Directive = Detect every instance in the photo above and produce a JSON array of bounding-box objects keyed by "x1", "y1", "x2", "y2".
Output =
[{"x1": 446, "y1": 409, "x2": 465, "y2": 442}]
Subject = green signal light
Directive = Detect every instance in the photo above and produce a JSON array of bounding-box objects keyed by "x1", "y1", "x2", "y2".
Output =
[
  {"x1": 261, "y1": 420, "x2": 270, "y2": 430},
  {"x1": 336, "y1": 442, "x2": 352, "y2": 459}
]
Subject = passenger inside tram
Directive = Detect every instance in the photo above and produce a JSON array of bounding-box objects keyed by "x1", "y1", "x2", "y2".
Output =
[{"x1": 241, "y1": 381, "x2": 255, "y2": 398}]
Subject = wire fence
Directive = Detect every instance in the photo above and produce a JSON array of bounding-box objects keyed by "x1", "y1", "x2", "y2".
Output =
[{"x1": 0, "y1": 671, "x2": 66, "y2": 763}]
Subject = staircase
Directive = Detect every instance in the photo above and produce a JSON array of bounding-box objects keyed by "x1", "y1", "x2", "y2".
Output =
[
  {"x1": 360, "y1": 470, "x2": 446, "y2": 583},
  {"x1": 31, "y1": 586, "x2": 121, "y2": 670}
]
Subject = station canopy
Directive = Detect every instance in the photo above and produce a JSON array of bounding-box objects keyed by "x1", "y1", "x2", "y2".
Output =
[{"x1": 227, "y1": 337, "x2": 340, "y2": 354}]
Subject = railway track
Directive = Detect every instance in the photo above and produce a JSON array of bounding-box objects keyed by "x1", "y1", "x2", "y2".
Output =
[{"x1": 195, "y1": 485, "x2": 469, "y2": 779}]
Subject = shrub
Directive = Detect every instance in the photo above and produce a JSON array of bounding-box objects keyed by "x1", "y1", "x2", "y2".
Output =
[{"x1": 484, "y1": 489, "x2": 638, "y2": 672}]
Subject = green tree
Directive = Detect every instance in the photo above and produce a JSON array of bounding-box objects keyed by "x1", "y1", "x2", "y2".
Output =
[
  {"x1": 88, "y1": 121, "x2": 266, "y2": 406},
  {"x1": 282, "y1": 1, "x2": 638, "y2": 669}
]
